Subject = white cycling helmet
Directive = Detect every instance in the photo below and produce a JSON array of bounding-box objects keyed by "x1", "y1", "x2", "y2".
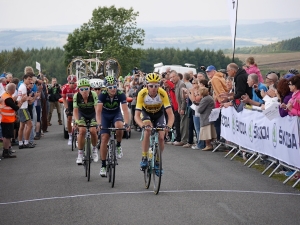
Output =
[{"x1": 89, "y1": 79, "x2": 104, "y2": 88}]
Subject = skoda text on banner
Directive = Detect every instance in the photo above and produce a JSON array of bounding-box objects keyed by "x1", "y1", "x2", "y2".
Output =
[
  {"x1": 221, "y1": 107, "x2": 300, "y2": 169},
  {"x1": 227, "y1": 0, "x2": 238, "y2": 49}
]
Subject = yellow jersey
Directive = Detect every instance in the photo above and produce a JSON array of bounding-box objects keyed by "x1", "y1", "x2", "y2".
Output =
[{"x1": 136, "y1": 87, "x2": 171, "y2": 113}]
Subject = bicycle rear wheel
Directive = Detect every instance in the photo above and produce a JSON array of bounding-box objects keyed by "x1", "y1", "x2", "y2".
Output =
[
  {"x1": 86, "y1": 138, "x2": 91, "y2": 182},
  {"x1": 111, "y1": 140, "x2": 116, "y2": 188},
  {"x1": 152, "y1": 146, "x2": 162, "y2": 195}
]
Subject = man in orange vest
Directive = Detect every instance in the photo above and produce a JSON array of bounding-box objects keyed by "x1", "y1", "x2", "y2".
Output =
[{"x1": 1, "y1": 83, "x2": 27, "y2": 158}]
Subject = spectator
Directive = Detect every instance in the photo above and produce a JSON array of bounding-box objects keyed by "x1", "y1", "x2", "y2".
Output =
[
  {"x1": 243, "y1": 56, "x2": 264, "y2": 83},
  {"x1": 199, "y1": 79, "x2": 209, "y2": 88},
  {"x1": 164, "y1": 79, "x2": 178, "y2": 142},
  {"x1": 169, "y1": 70, "x2": 187, "y2": 146},
  {"x1": 206, "y1": 65, "x2": 227, "y2": 141},
  {"x1": 226, "y1": 63, "x2": 253, "y2": 101},
  {"x1": 189, "y1": 79, "x2": 205, "y2": 150},
  {"x1": 288, "y1": 68, "x2": 299, "y2": 76},
  {"x1": 128, "y1": 83, "x2": 138, "y2": 130},
  {"x1": 34, "y1": 79, "x2": 43, "y2": 140},
  {"x1": 17, "y1": 73, "x2": 35, "y2": 149},
  {"x1": 182, "y1": 72, "x2": 194, "y2": 148},
  {"x1": 48, "y1": 78, "x2": 62, "y2": 126},
  {"x1": 0, "y1": 77, "x2": 7, "y2": 95},
  {"x1": 281, "y1": 76, "x2": 300, "y2": 116},
  {"x1": 277, "y1": 78, "x2": 293, "y2": 117},
  {"x1": 197, "y1": 72, "x2": 206, "y2": 81},
  {"x1": 264, "y1": 72, "x2": 279, "y2": 89},
  {"x1": 1, "y1": 83, "x2": 27, "y2": 158},
  {"x1": 259, "y1": 73, "x2": 279, "y2": 109},
  {"x1": 6, "y1": 73, "x2": 13, "y2": 84},
  {"x1": 241, "y1": 73, "x2": 268, "y2": 107},
  {"x1": 225, "y1": 76, "x2": 234, "y2": 93},
  {"x1": 197, "y1": 87, "x2": 216, "y2": 151},
  {"x1": 10, "y1": 78, "x2": 20, "y2": 145}
]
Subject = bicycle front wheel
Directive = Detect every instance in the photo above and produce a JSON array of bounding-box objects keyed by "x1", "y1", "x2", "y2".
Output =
[
  {"x1": 111, "y1": 140, "x2": 116, "y2": 188},
  {"x1": 86, "y1": 137, "x2": 91, "y2": 182},
  {"x1": 152, "y1": 146, "x2": 162, "y2": 195},
  {"x1": 144, "y1": 160, "x2": 151, "y2": 189},
  {"x1": 107, "y1": 145, "x2": 112, "y2": 183}
]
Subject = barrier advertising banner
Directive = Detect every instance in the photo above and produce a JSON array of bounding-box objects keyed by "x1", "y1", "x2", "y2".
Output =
[{"x1": 221, "y1": 107, "x2": 300, "y2": 169}]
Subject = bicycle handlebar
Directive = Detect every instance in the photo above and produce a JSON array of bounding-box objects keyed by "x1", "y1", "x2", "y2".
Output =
[
  {"x1": 100, "y1": 127, "x2": 127, "y2": 131},
  {"x1": 140, "y1": 127, "x2": 175, "y2": 141}
]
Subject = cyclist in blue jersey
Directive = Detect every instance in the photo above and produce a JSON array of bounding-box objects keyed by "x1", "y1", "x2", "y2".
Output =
[{"x1": 96, "y1": 75, "x2": 130, "y2": 177}]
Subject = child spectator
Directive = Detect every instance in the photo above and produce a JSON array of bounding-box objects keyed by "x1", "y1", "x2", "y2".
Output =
[{"x1": 243, "y1": 56, "x2": 264, "y2": 83}]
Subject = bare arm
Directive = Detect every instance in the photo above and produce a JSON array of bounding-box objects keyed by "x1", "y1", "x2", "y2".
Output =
[
  {"x1": 73, "y1": 107, "x2": 79, "y2": 121},
  {"x1": 121, "y1": 103, "x2": 129, "y2": 125},
  {"x1": 134, "y1": 110, "x2": 143, "y2": 128},
  {"x1": 96, "y1": 103, "x2": 103, "y2": 125},
  {"x1": 165, "y1": 107, "x2": 174, "y2": 128}
]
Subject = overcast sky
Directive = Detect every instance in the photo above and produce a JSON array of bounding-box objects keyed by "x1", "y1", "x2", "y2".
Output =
[{"x1": 1, "y1": 0, "x2": 300, "y2": 29}]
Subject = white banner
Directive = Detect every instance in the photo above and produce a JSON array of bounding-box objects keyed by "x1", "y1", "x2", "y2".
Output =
[
  {"x1": 221, "y1": 107, "x2": 300, "y2": 169},
  {"x1": 227, "y1": 0, "x2": 238, "y2": 49},
  {"x1": 36, "y1": 61, "x2": 41, "y2": 71}
]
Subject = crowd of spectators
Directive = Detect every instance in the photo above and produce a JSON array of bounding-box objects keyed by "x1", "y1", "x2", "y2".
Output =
[
  {"x1": 0, "y1": 66, "x2": 63, "y2": 158},
  {"x1": 115, "y1": 58, "x2": 300, "y2": 154}
]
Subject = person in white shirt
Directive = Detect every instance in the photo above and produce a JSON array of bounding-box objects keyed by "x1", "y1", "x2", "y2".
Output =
[{"x1": 17, "y1": 73, "x2": 35, "y2": 149}]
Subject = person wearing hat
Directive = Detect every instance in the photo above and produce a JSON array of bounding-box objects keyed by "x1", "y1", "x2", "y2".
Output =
[{"x1": 205, "y1": 65, "x2": 228, "y2": 141}]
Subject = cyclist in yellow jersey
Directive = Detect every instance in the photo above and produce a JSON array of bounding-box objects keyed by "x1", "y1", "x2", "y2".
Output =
[{"x1": 134, "y1": 73, "x2": 174, "y2": 171}]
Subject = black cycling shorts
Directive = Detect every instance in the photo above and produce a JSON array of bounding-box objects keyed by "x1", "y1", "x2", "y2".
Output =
[{"x1": 141, "y1": 109, "x2": 166, "y2": 128}]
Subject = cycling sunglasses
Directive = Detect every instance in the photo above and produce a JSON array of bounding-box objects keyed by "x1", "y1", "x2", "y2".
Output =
[
  {"x1": 69, "y1": 82, "x2": 75, "y2": 84},
  {"x1": 148, "y1": 84, "x2": 159, "y2": 88},
  {"x1": 94, "y1": 88, "x2": 101, "y2": 91},
  {"x1": 107, "y1": 85, "x2": 117, "y2": 89},
  {"x1": 79, "y1": 87, "x2": 89, "y2": 91}
]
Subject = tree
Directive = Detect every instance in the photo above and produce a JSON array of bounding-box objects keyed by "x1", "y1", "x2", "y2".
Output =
[{"x1": 63, "y1": 5, "x2": 145, "y2": 76}]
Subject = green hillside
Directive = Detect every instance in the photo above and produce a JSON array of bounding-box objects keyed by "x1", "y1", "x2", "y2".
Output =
[{"x1": 224, "y1": 36, "x2": 300, "y2": 54}]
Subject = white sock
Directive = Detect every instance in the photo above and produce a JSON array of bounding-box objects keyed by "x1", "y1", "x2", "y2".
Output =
[
  {"x1": 78, "y1": 150, "x2": 83, "y2": 157},
  {"x1": 24, "y1": 140, "x2": 29, "y2": 145},
  {"x1": 92, "y1": 146, "x2": 97, "y2": 152}
]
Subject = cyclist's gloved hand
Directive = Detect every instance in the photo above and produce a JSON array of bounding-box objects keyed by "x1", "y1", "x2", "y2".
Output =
[
  {"x1": 65, "y1": 108, "x2": 69, "y2": 115},
  {"x1": 98, "y1": 124, "x2": 102, "y2": 129},
  {"x1": 165, "y1": 125, "x2": 172, "y2": 132},
  {"x1": 124, "y1": 123, "x2": 130, "y2": 131},
  {"x1": 142, "y1": 125, "x2": 152, "y2": 130}
]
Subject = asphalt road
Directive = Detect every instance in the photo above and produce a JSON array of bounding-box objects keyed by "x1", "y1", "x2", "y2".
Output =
[{"x1": 1, "y1": 114, "x2": 300, "y2": 225}]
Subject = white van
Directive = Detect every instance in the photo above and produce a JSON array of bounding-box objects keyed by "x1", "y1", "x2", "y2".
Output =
[{"x1": 153, "y1": 62, "x2": 196, "y2": 75}]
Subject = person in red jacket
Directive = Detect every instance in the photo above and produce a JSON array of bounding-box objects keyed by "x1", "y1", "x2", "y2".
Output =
[
  {"x1": 164, "y1": 80, "x2": 178, "y2": 143},
  {"x1": 62, "y1": 75, "x2": 78, "y2": 146}
]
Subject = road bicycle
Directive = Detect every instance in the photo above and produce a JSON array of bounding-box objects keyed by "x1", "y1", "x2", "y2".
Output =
[
  {"x1": 101, "y1": 127, "x2": 127, "y2": 188},
  {"x1": 80, "y1": 119, "x2": 97, "y2": 182},
  {"x1": 140, "y1": 126, "x2": 175, "y2": 194}
]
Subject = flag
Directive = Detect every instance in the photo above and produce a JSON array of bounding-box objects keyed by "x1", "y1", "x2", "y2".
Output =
[{"x1": 227, "y1": 0, "x2": 238, "y2": 49}]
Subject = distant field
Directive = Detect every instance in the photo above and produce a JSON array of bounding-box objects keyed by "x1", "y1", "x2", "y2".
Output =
[{"x1": 226, "y1": 52, "x2": 300, "y2": 73}]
